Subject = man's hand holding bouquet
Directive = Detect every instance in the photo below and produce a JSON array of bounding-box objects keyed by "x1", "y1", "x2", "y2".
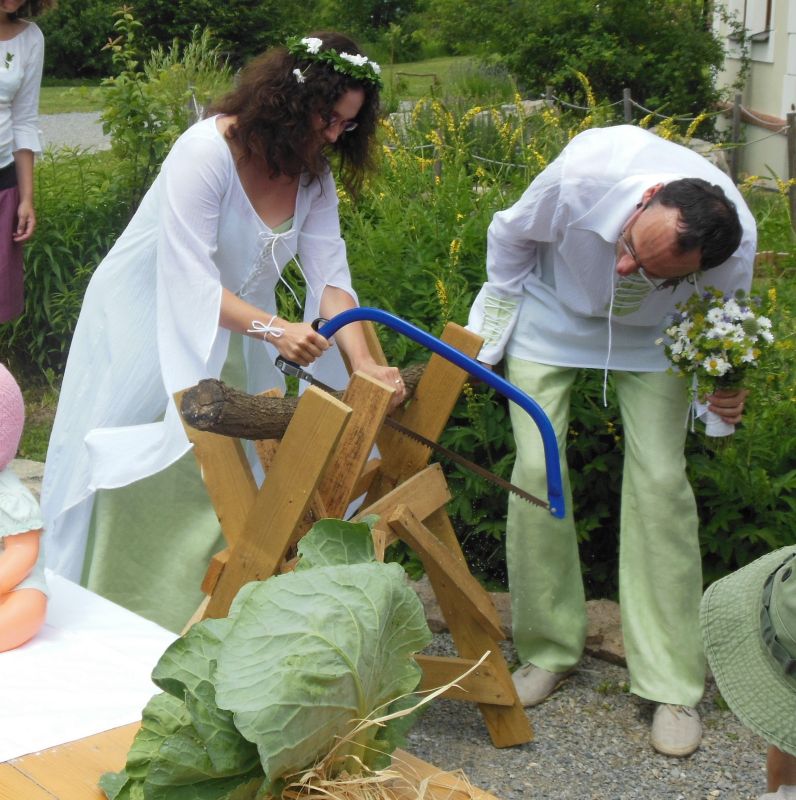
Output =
[{"x1": 657, "y1": 288, "x2": 774, "y2": 437}]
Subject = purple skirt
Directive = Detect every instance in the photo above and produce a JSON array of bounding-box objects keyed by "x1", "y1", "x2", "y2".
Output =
[{"x1": 0, "y1": 184, "x2": 23, "y2": 323}]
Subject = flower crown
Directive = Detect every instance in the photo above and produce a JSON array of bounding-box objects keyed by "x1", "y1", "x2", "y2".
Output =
[{"x1": 286, "y1": 36, "x2": 383, "y2": 89}]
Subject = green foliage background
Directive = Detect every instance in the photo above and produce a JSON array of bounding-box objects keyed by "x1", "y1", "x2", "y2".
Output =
[
  {"x1": 421, "y1": 0, "x2": 736, "y2": 117},
  {"x1": 36, "y1": 0, "x2": 740, "y2": 107},
  {"x1": 4, "y1": 11, "x2": 794, "y2": 597}
]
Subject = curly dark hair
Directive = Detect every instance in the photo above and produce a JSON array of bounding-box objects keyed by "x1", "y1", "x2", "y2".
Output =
[
  {"x1": 207, "y1": 31, "x2": 380, "y2": 196},
  {"x1": 10, "y1": 0, "x2": 56, "y2": 18}
]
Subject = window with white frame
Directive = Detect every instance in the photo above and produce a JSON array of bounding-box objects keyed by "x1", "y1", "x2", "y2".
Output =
[{"x1": 724, "y1": 0, "x2": 775, "y2": 60}]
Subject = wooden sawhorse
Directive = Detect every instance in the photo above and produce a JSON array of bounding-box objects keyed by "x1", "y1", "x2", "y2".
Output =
[{"x1": 179, "y1": 322, "x2": 532, "y2": 748}]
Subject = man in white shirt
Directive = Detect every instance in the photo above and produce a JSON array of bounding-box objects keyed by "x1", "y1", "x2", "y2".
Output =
[{"x1": 467, "y1": 125, "x2": 757, "y2": 756}]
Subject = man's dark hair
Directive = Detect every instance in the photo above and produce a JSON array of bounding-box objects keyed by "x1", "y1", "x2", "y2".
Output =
[{"x1": 648, "y1": 178, "x2": 742, "y2": 270}]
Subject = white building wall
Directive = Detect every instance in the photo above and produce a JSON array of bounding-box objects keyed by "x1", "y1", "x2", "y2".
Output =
[{"x1": 715, "y1": 0, "x2": 792, "y2": 181}]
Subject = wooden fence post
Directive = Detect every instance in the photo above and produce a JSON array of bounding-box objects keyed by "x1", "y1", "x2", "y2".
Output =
[
  {"x1": 623, "y1": 88, "x2": 632, "y2": 123},
  {"x1": 788, "y1": 112, "x2": 796, "y2": 233},
  {"x1": 730, "y1": 93, "x2": 742, "y2": 183}
]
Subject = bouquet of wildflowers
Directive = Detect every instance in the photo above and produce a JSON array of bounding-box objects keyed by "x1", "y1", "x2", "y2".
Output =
[{"x1": 657, "y1": 287, "x2": 774, "y2": 436}]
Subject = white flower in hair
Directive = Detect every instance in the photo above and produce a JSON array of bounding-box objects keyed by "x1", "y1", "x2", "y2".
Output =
[
  {"x1": 293, "y1": 68, "x2": 306, "y2": 83},
  {"x1": 340, "y1": 52, "x2": 368, "y2": 67},
  {"x1": 301, "y1": 37, "x2": 323, "y2": 54},
  {"x1": 285, "y1": 35, "x2": 383, "y2": 88}
]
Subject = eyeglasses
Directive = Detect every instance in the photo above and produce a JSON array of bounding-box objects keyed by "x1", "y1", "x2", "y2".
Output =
[
  {"x1": 617, "y1": 230, "x2": 693, "y2": 291},
  {"x1": 325, "y1": 113, "x2": 358, "y2": 133}
]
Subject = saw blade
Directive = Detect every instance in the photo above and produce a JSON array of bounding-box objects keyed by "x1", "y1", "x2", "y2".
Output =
[
  {"x1": 383, "y1": 417, "x2": 549, "y2": 510},
  {"x1": 275, "y1": 357, "x2": 548, "y2": 508}
]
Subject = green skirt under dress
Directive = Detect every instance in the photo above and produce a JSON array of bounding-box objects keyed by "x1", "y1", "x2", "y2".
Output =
[{"x1": 82, "y1": 334, "x2": 249, "y2": 632}]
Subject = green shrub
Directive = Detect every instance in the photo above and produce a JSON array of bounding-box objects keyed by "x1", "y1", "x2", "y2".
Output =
[
  {"x1": 125, "y1": 0, "x2": 315, "y2": 69},
  {"x1": 38, "y1": 0, "x2": 312, "y2": 78},
  {"x1": 0, "y1": 149, "x2": 128, "y2": 374},
  {"x1": 421, "y1": 0, "x2": 746, "y2": 127},
  {"x1": 37, "y1": 0, "x2": 115, "y2": 79},
  {"x1": 101, "y1": 9, "x2": 233, "y2": 209}
]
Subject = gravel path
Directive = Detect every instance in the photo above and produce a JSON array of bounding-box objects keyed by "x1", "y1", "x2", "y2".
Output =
[
  {"x1": 39, "y1": 111, "x2": 110, "y2": 151},
  {"x1": 408, "y1": 635, "x2": 767, "y2": 800}
]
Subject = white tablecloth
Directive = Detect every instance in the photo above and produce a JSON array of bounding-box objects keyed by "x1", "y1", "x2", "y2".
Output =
[{"x1": 0, "y1": 571, "x2": 177, "y2": 761}]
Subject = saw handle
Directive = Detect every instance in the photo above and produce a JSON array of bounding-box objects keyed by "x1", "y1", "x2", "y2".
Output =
[
  {"x1": 274, "y1": 317, "x2": 331, "y2": 381},
  {"x1": 315, "y1": 307, "x2": 565, "y2": 519}
]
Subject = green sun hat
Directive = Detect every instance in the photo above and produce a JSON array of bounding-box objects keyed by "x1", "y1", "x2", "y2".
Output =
[{"x1": 700, "y1": 545, "x2": 796, "y2": 755}]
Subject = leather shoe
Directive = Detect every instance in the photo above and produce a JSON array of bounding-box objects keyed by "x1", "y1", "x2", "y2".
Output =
[
  {"x1": 650, "y1": 704, "x2": 702, "y2": 756},
  {"x1": 511, "y1": 663, "x2": 573, "y2": 707}
]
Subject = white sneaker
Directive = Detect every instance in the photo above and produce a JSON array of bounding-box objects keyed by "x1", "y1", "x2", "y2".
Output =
[
  {"x1": 650, "y1": 704, "x2": 702, "y2": 757},
  {"x1": 511, "y1": 663, "x2": 573, "y2": 707}
]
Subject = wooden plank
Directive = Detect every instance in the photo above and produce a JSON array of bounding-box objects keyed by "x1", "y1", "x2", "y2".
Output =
[
  {"x1": 387, "y1": 506, "x2": 504, "y2": 642},
  {"x1": 4, "y1": 723, "x2": 139, "y2": 800},
  {"x1": 416, "y1": 507, "x2": 532, "y2": 748},
  {"x1": 364, "y1": 323, "x2": 483, "y2": 503},
  {"x1": 0, "y1": 766, "x2": 55, "y2": 799},
  {"x1": 201, "y1": 388, "x2": 283, "y2": 600},
  {"x1": 2, "y1": 727, "x2": 499, "y2": 800},
  {"x1": 283, "y1": 492, "x2": 330, "y2": 550},
  {"x1": 415, "y1": 655, "x2": 514, "y2": 706},
  {"x1": 361, "y1": 320, "x2": 389, "y2": 367},
  {"x1": 355, "y1": 463, "x2": 450, "y2": 558},
  {"x1": 204, "y1": 387, "x2": 351, "y2": 618},
  {"x1": 176, "y1": 389, "x2": 257, "y2": 549},
  {"x1": 316, "y1": 372, "x2": 393, "y2": 519},
  {"x1": 201, "y1": 548, "x2": 229, "y2": 595},
  {"x1": 354, "y1": 463, "x2": 450, "y2": 537},
  {"x1": 350, "y1": 457, "x2": 381, "y2": 500},
  {"x1": 182, "y1": 594, "x2": 211, "y2": 634},
  {"x1": 391, "y1": 750, "x2": 501, "y2": 800}
]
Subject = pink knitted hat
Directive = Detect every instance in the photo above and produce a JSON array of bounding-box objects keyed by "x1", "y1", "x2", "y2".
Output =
[{"x1": 0, "y1": 363, "x2": 24, "y2": 470}]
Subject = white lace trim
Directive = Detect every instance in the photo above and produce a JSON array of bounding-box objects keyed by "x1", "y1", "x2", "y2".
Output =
[
  {"x1": 239, "y1": 229, "x2": 314, "y2": 309},
  {"x1": 481, "y1": 293, "x2": 519, "y2": 346}
]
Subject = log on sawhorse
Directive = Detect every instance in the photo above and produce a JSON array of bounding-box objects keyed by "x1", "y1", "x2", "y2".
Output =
[{"x1": 178, "y1": 321, "x2": 532, "y2": 749}]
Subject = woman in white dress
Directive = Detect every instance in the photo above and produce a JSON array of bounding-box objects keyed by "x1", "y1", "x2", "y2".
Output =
[
  {"x1": 0, "y1": 0, "x2": 49, "y2": 322},
  {"x1": 41, "y1": 32, "x2": 406, "y2": 631}
]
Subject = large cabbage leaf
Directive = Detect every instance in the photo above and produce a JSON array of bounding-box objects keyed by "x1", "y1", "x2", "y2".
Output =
[
  {"x1": 101, "y1": 519, "x2": 432, "y2": 799},
  {"x1": 151, "y1": 614, "x2": 260, "y2": 777},
  {"x1": 214, "y1": 559, "x2": 431, "y2": 783},
  {"x1": 99, "y1": 691, "x2": 265, "y2": 800},
  {"x1": 294, "y1": 517, "x2": 377, "y2": 569}
]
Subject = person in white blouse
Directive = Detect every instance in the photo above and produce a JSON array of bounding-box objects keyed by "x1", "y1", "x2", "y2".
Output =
[
  {"x1": 41, "y1": 32, "x2": 406, "y2": 632},
  {"x1": 0, "y1": 0, "x2": 49, "y2": 323},
  {"x1": 467, "y1": 125, "x2": 757, "y2": 757}
]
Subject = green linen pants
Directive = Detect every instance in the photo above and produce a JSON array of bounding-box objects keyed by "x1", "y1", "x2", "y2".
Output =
[{"x1": 505, "y1": 356, "x2": 705, "y2": 707}]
